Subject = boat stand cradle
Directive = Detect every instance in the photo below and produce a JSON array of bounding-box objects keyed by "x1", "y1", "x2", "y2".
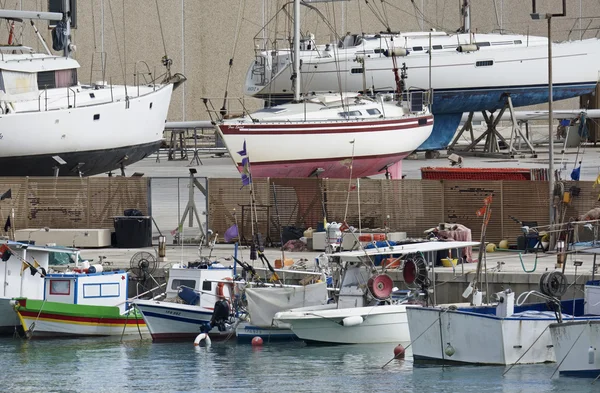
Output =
[{"x1": 448, "y1": 94, "x2": 537, "y2": 159}]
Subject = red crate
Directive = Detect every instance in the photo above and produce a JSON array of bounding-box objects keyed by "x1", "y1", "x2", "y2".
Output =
[{"x1": 420, "y1": 167, "x2": 532, "y2": 181}]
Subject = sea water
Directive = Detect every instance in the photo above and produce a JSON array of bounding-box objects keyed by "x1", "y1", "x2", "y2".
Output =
[{"x1": 0, "y1": 336, "x2": 598, "y2": 393}]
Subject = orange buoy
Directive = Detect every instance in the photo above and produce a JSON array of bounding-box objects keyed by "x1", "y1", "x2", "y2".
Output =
[
  {"x1": 251, "y1": 336, "x2": 263, "y2": 346},
  {"x1": 394, "y1": 344, "x2": 405, "y2": 359}
]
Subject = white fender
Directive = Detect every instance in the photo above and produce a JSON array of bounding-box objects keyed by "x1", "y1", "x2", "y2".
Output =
[
  {"x1": 193, "y1": 333, "x2": 212, "y2": 346},
  {"x1": 340, "y1": 316, "x2": 364, "y2": 327}
]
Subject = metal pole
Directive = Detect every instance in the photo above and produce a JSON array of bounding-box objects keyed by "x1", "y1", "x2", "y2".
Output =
[
  {"x1": 63, "y1": 0, "x2": 71, "y2": 58},
  {"x1": 293, "y1": 0, "x2": 300, "y2": 102},
  {"x1": 548, "y1": 17, "x2": 555, "y2": 227}
]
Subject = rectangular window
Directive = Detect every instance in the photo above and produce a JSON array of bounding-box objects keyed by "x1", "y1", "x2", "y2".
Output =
[
  {"x1": 202, "y1": 281, "x2": 212, "y2": 291},
  {"x1": 339, "y1": 110, "x2": 362, "y2": 118},
  {"x1": 48, "y1": 0, "x2": 77, "y2": 28},
  {"x1": 475, "y1": 60, "x2": 494, "y2": 67},
  {"x1": 366, "y1": 108, "x2": 381, "y2": 115},
  {"x1": 171, "y1": 279, "x2": 196, "y2": 290},
  {"x1": 49, "y1": 279, "x2": 71, "y2": 295},
  {"x1": 432, "y1": 45, "x2": 443, "y2": 50},
  {"x1": 83, "y1": 283, "x2": 120, "y2": 298},
  {"x1": 412, "y1": 46, "x2": 423, "y2": 51},
  {"x1": 93, "y1": 114, "x2": 100, "y2": 120},
  {"x1": 55, "y1": 69, "x2": 77, "y2": 88},
  {"x1": 476, "y1": 42, "x2": 491, "y2": 47},
  {"x1": 351, "y1": 68, "x2": 364, "y2": 74},
  {"x1": 514, "y1": 40, "x2": 522, "y2": 44},
  {"x1": 37, "y1": 71, "x2": 56, "y2": 89}
]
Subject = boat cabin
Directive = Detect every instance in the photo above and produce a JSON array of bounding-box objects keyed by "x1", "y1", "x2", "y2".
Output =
[
  {"x1": 43, "y1": 271, "x2": 129, "y2": 314},
  {"x1": 165, "y1": 264, "x2": 234, "y2": 306}
]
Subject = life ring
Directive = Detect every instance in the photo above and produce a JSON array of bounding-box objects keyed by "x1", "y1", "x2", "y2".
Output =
[{"x1": 217, "y1": 277, "x2": 234, "y2": 300}]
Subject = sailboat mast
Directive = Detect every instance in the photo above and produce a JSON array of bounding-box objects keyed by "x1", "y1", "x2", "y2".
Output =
[
  {"x1": 293, "y1": 0, "x2": 301, "y2": 102},
  {"x1": 462, "y1": 0, "x2": 471, "y2": 33},
  {"x1": 62, "y1": 0, "x2": 71, "y2": 58}
]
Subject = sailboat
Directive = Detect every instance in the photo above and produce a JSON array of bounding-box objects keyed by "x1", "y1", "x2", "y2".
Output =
[
  {"x1": 244, "y1": 1, "x2": 600, "y2": 151},
  {"x1": 0, "y1": 5, "x2": 180, "y2": 177},
  {"x1": 211, "y1": 0, "x2": 433, "y2": 179}
]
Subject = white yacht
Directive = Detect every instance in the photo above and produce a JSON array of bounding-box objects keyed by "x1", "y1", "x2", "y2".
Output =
[{"x1": 0, "y1": 9, "x2": 178, "y2": 176}]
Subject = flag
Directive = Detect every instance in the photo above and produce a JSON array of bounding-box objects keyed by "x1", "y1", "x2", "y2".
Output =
[
  {"x1": 594, "y1": 173, "x2": 600, "y2": 188},
  {"x1": 3, "y1": 216, "x2": 10, "y2": 233},
  {"x1": 571, "y1": 166, "x2": 581, "y2": 181},
  {"x1": 0, "y1": 189, "x2": 11, "y2": 200},
  {"x1": 240, "y1": 157, "x2": 252, "y2": 188},
  {"x1": 21, "y1": 261, "x2": 28, "y2": 273},
  {"x1": 224, "y1": 224, "x2": 239, "y2": 243},
  {"x1": 237, "y1": 140, "x2": 247, "y2": 157},
  {"x1": 0, "y1": 244, "x2": 11, "y2": 261}
]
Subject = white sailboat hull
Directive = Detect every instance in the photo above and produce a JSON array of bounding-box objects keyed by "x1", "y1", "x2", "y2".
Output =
[{"x1": 0, "y1": 84, "x2": 173, "y2": 176}]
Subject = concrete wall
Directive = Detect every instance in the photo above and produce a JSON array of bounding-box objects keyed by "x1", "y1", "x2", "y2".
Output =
[{"x1": 5, "y1": 0, "x2": 599, "y2": 121}]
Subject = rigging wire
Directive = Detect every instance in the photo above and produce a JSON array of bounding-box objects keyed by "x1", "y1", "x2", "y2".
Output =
[
  {"x1": 107, "y1": 0, "x2": 128, "y2": 90},
  {"x1": 221, "y1": 0, "x2": 248, "y2": 114},
  {"x1": 154, "y1": 0, "x2": 169, "y2": 60}
]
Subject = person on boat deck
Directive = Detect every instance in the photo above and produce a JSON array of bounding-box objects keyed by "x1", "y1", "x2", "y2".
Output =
[{"x1": 200, "y1": 296, "x2": 231, "y2": 333}]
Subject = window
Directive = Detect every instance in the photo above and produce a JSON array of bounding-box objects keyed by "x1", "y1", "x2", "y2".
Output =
[
  {"x1": 171, "y1": 279, "x2": 196, "y2": 290},
  {"x1": 367, "y1": 108, "x2": 381, "y2": 115},
  {"x1": 476, "y1": 42, "x2": 490, "y2": 47},
  {"x1": 149, "y1": 102, "x2": 153, "y2": 109},
  {"x1": 351, "y1": 68, "x2": 364, "y2": 74},
  {"x1": 475, "y1": 60, "x2": 494, "y2": 67},
  {"x1": 49, "y1": 280, "x2": 71, "y2": 295},
  {"x1": 412, "y1": 46, "x2": 423, "y2": 51},
  {"x1": 432, "y1": 45, "x2": 442, "y2": 50},
  {"x1": 48, "y1": 0, "x2": 77, "y2": 28},
  {"x1": 374, "y1": 48, "x2": 385, "y2": 54},
  {"x1": 37, "y1": 71, "x2": 55, "y2": 89},
  {"x1": 202, "y1": 281, "x2": 212, "y2": 291},
  {"x1": 339, "y1": 110, "x2": 362, "y2": 118},
  {"x1": 89, "y1": 93, "x2": 95, "y2": 98},
  {"x1": 93, "y1": 114, "x2": 100, "y2": 120},
  {"x1": 83, "y1": 283, "x2": 119, "y2": 298},
  {"x1": 514, "y1": 40, "x2": 522, "y2": 44}
]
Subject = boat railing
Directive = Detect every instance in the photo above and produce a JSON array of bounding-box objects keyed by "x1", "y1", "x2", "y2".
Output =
[
  {"x1": 133, "y1": 61, "x2": 155, "y2": 96},
  {"x1": 378, "y1": 90, "x2": 431, "y2": 113},
  {"x1": 203, "y1": 96, "x2": 254, "y2": 123},
  {"x1": 66, "y1": 87, "x2": 76, "y2": 108},
  {"x1": 567, "y1": 17, "x2": 600, "y2": 40},
  {"x1": 38, "y1": 89, "x2": 47, "y2": 111}
]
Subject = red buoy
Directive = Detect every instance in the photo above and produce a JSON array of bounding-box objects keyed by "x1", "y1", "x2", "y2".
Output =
[
  {"x1": 251, "y1": 336, "x2": 263, "y2": 346},
  {"x1": 394, "y1": 344, "x2": 405, "y2": 359}
]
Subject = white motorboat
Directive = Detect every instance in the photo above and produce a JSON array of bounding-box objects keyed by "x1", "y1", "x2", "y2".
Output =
[
  {"x1": 550, "y1": 282, "x2": 600, "y2": 377},
  {"x1": 407, "y1": 278, "x2": 600, "y2": 365},
  {"x1": 0, "y1": 8, "x2": 179, "y2": 176},
  {"x1": 134, "y1": 263, "x2": 235, "y2": 341},
  {"x1": 244, "y1": 2, "x2": 600, "y2": 151},
  {"x1": 273, "y1": 240, "x2": 479, "y2": 345},
  {"x1": 211, "y1": 0, "x2": 432, "y2": 179}
]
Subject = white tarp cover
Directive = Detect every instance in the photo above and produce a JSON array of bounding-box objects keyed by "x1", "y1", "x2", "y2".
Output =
[
  {"x1": 245, "y1": 281, "x2": 328, "y2": 327},
  {"x1": 1, "y1": 70, "x2": 37, "y2": 95}
]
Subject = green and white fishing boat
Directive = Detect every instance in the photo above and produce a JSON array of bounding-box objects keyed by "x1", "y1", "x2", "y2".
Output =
[{"x1": 12, "y1": 270, "x2": 147, "y2": 339}]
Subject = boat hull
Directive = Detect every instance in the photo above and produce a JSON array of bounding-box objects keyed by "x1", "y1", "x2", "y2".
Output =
[
  {"x1": 275, "y1": 305, "x2": 410, "y2": 344},
  {"x1": 15, "y1": 299, "x2": 147, "y2": 338},
  {"x1": 550, "y1": 320, "x2": 600, "y2": 377},
  {"x1": 0, "y1": 84, "x2": 173, "y2": 177},
  {"x1": 219, "y1": 115, "x2": 433, "y2": 178},
  {"x1": 0, "y1": 298, "x2": 19, "y2": 335},
  {"x1": 248, "y1": 38, "x2": 600, "y2": 150},
  {"x1": 235, "y1": 322, "x2": 297, "y2": 342},
  {"x1": 406, "y1": 306, "x2": 597, "y2": 365},
  {"x1": 134, "y1": 299, "x2": 230, "y2": 341}
]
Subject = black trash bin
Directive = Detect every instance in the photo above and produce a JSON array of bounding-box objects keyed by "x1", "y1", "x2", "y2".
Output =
[{"x1": 113, "y1": 216, "x2": 152, "y2": 248}]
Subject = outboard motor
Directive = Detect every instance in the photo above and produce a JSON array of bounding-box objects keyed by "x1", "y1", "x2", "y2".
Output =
[{"x1": 200, "y1": 299, "x2": 231, "y2": 333}]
